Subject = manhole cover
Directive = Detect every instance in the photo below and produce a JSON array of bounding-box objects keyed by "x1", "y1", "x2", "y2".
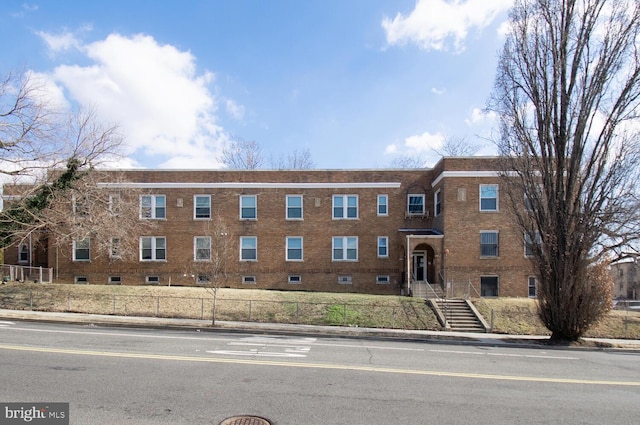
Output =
[{"x1": 219, "y1": 415, "x2": 272, "y2": 425}]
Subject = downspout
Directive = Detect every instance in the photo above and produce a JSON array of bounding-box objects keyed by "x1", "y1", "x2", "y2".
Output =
[{"x1": 406, "y1": 234, "x2": 412, "y2": 296}]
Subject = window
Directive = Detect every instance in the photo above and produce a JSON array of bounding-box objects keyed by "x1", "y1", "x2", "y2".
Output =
[
  {"x1": 109, "y1": 193, "x2": 121, "y2": 215},
  {"x1": 146, "y1": 276, "x2": 160, "y2": 284},
  {"x1": 194, "y1": 237, "x2": 211, "y2": 261},
  {"x1": 75, "y1": 276, "x2": 88, "y2": 284},
  {"x1": 525, "y1": 232, "x2": 542, "y2": 257},
  {"x1": 480, "y1": 231, "x2": 499, "y2": 257},
  {"x1": 481, "y1": 276, "x2": 499, "y2": 297},
  {"x1": 378, "y1": 236, "x2": 389, "y2": 258},
  {"x1": 434, "y1": 189, "x2": 442, "y2": 216},
  {"x1": 240, "y1": 195, "x2": 257, "y2": 219},
  {"x1": 197, "y1": 275, "x2": 211, "y2": 285},
  {"x1": 377, "y1": 195, "x2": 388, "y2": 216},
  {"x1": 528, "y1": 276, "x2": 538, "y2": 298},
  {"x1": 286, "y1": 195, "x2": 303, "y2": 220},
  {"x1": 242, "y1": 276, "x2": 256, "y2": 284},
  {"x1": 240, "y1": 236, "x2": 257, "y2": 261},
  {"x1": 288, "y1": 275, "x2": 302, "y2": 284},
  {"x1": 140, "y1": 236, "x2": 166, "y2": 261},
  {"x1": 338, "y1": 275, "x2": 352, "y2": 284},
  {"x1": 110, "y1": 238, "x2": 122, "y2": 259},
  {"x1": 286, "y1": 236, "x2": 303, "y2": 261},
  {"x1": 376, "y1": 275, "x2": 390, "y2": 284},
  {"x1": 333, "y1": 195, "x2": 358, "y2": 219},
  {"x1": 73, "y1": 238, "x2": 90, "y2": 262},
  {"x1": 194, "y1": 195, "x2": 211, "y2": 219},
  {"x1": 18, "y1": 243, "x2": 29, "y2": 264},
  {"x1": 333, "y1": 237, "x2": 358, "y2": 261},
  {"x1": 140, "y1": 195, "x2": 166, "y2": 219},
  {"x1": 480, "y1": 185, "x2": 499, "y2": 211},
  {"x1": 73, "y1": 194, "x2": 90, "y2": 217},
  {"x1": 109, "y1": 276, "x2": 122, "y2": 285},
  {"x1": 407, "y1": 194, "x2": 425, "y2": 215}
]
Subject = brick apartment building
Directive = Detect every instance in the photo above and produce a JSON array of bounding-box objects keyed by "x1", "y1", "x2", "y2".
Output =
[{"x1": 2, "y1": 157, "x2": 538, "y2": 297}]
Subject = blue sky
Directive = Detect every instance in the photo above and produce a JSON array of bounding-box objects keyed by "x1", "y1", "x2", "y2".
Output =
[{"x1": 0, "y1": 0, "x2": 513, "y2": 169}]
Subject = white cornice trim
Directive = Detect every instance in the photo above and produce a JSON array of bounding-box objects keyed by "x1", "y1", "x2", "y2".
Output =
[
  {"x1": 431, "y1": 171, "x2": 502, "y2": 188},
  {"x1": 98, "y1": 182, "x2": 402, "y2": 190}
]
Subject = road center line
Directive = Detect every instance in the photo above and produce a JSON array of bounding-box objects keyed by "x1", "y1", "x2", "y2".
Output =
[{"x1": 0, "y1": 343, "x2": 635, "y2": 387}]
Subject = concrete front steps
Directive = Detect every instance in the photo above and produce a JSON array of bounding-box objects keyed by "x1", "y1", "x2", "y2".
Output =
[{"x1": 430, "y1": 298, "x2": 488, "y2": 333}]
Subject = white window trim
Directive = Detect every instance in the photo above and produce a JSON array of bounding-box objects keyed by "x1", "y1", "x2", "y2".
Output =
[
  {"x1": 109, "y1": 237, "x2": 122, "y2": 259},
  {"x1": 286, "y1": 195, "x2": 304, "y2": 220},
  {"x1": 73, "y1": 238, "x2": 91, "y2": 262},
  {"x1": 528, "y1": 276, "x2": 538, "y2": 298},
  {"x1": 332, "y1": 195, "x2": 359, "y2": 219},
  {"x1": 242, "y1": 276, "x2": 257, "y2": 284},
  {"x1": 377, "y1": 236, "x2": 389, "y2": 258},
  {"x1": 332, "y1": 236, "x2": 358, "y2": 261},
  {"x1": 288, "y1": 275, "x2": 302, "y2": 284},
  {"x1": 286, "y1": 236, "x2": 304, "y2": 262},
  {"x1": 140, "y1": 236, "x2": 167, "y2": 262},
  {"x1": 376, "y1": 275, "x2": 390, "y2": 284},
  {"x1": 240, "y1": 195, "x2": 257, "y2": 220},
  {"x1": 140, "y1": 194, "x2": 166, "y2": 219},
  {"x1": 18, "y1": 243, "x2": 29, "y2": 264},
  {"x1": 407, "y1": 194, "x2": 426, "y2": 216},
  {"x1": 194, "y1": 195, "x2": 212, "y2": 220},
  {"x1": 434, "y1": 189, "x2": 442, "y2": 217},
  {"x1": 525, "y1": 231, "x2": 542, "y2": 257},
  {"x1": 479, "y1": 184, "x2": 499, "y2": 212},
  {"x1": 240, "y1": 236, "x2": 258, "y2": 261},
  {"x1": 377, "y1": 194, "x2": 388, "y2": 216},
  {"x1": 194, "y1": 236, "x2": 212, "y2": 261}
]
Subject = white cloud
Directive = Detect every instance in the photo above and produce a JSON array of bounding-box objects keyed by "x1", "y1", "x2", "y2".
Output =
[
  {"x1": 225, "y1": 98, "x2": 245, "y2": 120},
  {"x1": 38, "y1": 32, "x2": 229, "y2": 168},
  {"x1": 431, "y1": 87, "x2": 446, "y2": 95},
  {"x1": 385, "y1": 131, "x2": 445, "y2": 155},
  {"x1": 382, "y1": 0, "x2": 513, "y2": 52},
  {"x1": 465, "y1": 107, "x2": 497, "y2": 126}
]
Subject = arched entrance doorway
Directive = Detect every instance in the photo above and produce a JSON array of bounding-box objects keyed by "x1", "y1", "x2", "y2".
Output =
[{"x1": 412, "y1": 243, "x2": 435, "y2": 284}]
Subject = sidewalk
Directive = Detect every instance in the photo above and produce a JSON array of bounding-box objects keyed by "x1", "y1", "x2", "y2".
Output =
[{"x1": 1, "y1": 308, "x2": 639, "y2": 350}]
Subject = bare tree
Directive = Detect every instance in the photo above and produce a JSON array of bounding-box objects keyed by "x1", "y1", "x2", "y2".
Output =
[
  {"x1": 270, "y1": 148, "x2": 315, "y2": 169},
  {"x1": 491, "y1": 0, "x2": 640, "y2": 341},
  {"x1": 432, "y1": 136, "x2": 481, "y2": 157},
  {"x1": 192, "y1": 213, "x2": 232, "y2": 325},
  {"x1": 221, "y1": 136, "x2": 264, "y2": 169},
  {"x1": 389, "y1": 155, "x2": 427, "y2": 168}
]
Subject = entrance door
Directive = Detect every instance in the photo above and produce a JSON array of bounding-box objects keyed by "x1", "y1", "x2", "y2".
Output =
[{"x1": 412, "y1": 252, "x2": 426, "y2": 282}]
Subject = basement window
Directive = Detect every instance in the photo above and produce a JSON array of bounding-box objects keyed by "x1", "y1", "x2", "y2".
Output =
[
  {"x1": 75, "y1": 276, "x2": 88, "y2": 284},
  {"x1": 242, "y1": 276, "x2": 256, "y2": 284},
  {"x1": 108, "y1": 276, "x2": 122, "y2": 285},
  {"x1": 146, "y1": 276, "x2": 160, "y2": 285},
  {"x1": 288, "y1": 275, "x2": 302, "y2": 284},
  {"x1": 376, "y1": 275, "x2": 390, "y2": 284},
  {"x1": 337, "y1": 275, "x2": 352, "y2": 284},
  {"x1": 197, "y1": 275, "x2": 211, "y2": 285}
]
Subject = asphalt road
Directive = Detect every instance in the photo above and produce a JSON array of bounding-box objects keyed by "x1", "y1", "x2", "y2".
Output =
[{"x1": 0, "y1": 320, "x2": 638, "y2": 425}]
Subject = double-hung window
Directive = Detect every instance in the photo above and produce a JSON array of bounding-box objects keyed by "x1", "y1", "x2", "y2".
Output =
[
  {"x1": 110, "y1": 238, "x2": 122, "y2": 259},
  {"x1": 18, "y1": 244, "x2": 29, "y2": 264},
  {"x1": 286, "y1": 236, "x2": 303, "y2": 261},
  {"x1": 194, "y1": 195, "x2": 211, "y2": 219},
  {"x1": 286, "y1": 195, "x2": 303, "y2": 220},
  {"x1": 407, "y1": 194, "x2": 425, "y2": 215},
  {"x1": 333, "y1": 195, "x2": 358, "y2": 219},
  {"x1": 525, "y1": 232, "x2": 542, "y2": 257},
  {"x1": 240, "y1": 195, "x2": 257, "y2": 220},
  {"x1": 73, "y1": 238, "x2": 90, "y2": 262},
  {"x1": 240, "y1": 236, "x2": 257, "y2": 261},
  {"x1": 377, "y1": 195, "x2": 388, "y2": 216},
  {"x1": 480, "y1": 185, "x2": 499, "y2": 211},
  {"x1": 140, "y1": 236, "x2": 166, "y2": 261},
  {"x1": 194, "y1": 237, "x2": 211, "y2": 261},
  {"x1": 480, "y1": 231, "x2": 499, "y2": 257},
  {"x1": 434, "y1": 189, "x2": 442, "y2": 216},
  {"x1": 140, "y1": 195, "x2": 166, "y2": 219},
  {"x1": 377, "y1": 236, "x2": 389, "y2": 258},
  {"x1": 333, "y1": 236, "x2": 358, "y2": 261}
]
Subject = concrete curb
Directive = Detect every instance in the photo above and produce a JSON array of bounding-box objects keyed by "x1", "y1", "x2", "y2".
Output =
[{"x1": 1, "y1": 308, "x2": 639, "y2": 351}]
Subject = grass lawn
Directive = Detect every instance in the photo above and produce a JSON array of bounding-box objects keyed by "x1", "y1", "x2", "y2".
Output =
[{"x1": 1, "y1": 282, "x2": 638, "y2": 339}]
